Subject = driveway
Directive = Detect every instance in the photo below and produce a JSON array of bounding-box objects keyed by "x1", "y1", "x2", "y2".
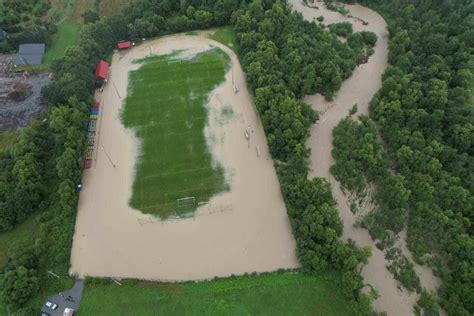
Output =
[{"x1": 40, "y1": 278, "x2": 84, "y2": 315}]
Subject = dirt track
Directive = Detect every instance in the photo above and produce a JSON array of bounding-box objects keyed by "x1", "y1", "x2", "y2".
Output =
[
  {"x1": 70, "y1": 33, "x2": 299, "y2": 281},
  {"x1": 289, "y1": 0, "x2": 440, "y2": 314}
]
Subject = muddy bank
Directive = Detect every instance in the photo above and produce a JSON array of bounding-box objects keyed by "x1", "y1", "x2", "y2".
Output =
[
  {"x1": 0, "y1": 71, "x2": 49, "y2": 131},
  {"x1": 290, "y1": 0, "x2": 440, "y2": 314},
  {"x1": 70, "y1": 32, "x2": 299, "y2": 281}
]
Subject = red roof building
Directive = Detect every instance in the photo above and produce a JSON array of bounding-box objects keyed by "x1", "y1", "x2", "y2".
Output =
[
  {"x1": 117, "y1": 41, "x2": 132, "y2": 50},
  {"x1": 95, "y1": 60, "x2": 109, "y2": 80}
]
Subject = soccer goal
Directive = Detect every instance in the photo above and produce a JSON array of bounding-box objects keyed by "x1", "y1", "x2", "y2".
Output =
[{"x1": 177, "y1": 196, "x2": 196, "y2": 208}]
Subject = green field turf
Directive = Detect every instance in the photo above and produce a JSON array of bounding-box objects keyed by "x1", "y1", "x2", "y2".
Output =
[
  {"x1": 122, "y1": 48, "x2": 230, "y2": 217},
  {"x1": 79, "y1": 271, "x2": 353, "y2": 315},
  {"x1": 43, "y1": 21, "x2": 80, "y2": 66}
]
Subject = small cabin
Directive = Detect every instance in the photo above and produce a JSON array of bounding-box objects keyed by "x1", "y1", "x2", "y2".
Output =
[
  {"x1": 117, "y1": 41, "x2": 132, "y2": 50},
  {"x1": 15, "y1": 43, "x2": 45, "y2": 65},
  {"x1": 95, "y1": 60, "x2": 109, "y2": 87}
]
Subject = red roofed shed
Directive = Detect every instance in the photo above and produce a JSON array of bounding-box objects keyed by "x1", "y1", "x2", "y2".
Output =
[
  {"x1": 95, "y1": 60, "x2": 109, "y2": 80},
  {"x1": 117, "y1": 41, "x2": 132, "y2": 50},
  {"x1": 84, "y1": 159, "x2": 92, "y2": 169}
]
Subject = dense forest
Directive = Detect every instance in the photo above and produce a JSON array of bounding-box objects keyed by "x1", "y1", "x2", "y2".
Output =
[
  {"x1": 332, "y1": 0, "x2": 474, "y2": 314},
  {"x1": 0, "y1": 0, "x2": 55, "y2": 52}
]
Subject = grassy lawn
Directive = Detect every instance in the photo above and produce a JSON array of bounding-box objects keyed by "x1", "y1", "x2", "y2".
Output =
[
  {"x1": 209, "y1": 26, "x2": 239, "y2": 53},
  {"x1": 122, "y1": 48, "x2": 230, "y2": 217},
  {"x1": 79, "y1": 271, "x2": 353, "y2": 315},
  {"x1": 43, "y1": 21, "x2": 81, "y2": 66}
]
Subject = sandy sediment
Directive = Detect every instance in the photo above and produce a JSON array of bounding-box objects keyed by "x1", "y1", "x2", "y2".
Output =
[
  {"x1": 289, "y1": 0, "x2": 441, "y2": 314},
  {"x1": 69, "y1": 33, "x2": 299, "y2": 281}
]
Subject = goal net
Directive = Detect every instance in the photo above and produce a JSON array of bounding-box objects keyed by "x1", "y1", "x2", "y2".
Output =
[{"x1": 177, "y1": 196, "x2": 196, "y2": 208}]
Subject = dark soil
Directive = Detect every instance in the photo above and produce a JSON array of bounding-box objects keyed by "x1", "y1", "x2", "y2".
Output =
[{"x1": 0, "y1": 71, "x2": 49, "y2": 131}]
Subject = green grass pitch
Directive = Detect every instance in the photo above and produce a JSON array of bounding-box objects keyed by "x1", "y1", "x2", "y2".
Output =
[
  {"x1": 122, "y1": 48, "x2": 230, "y2": 218},
  {"x1": 78, "y1": 271, "x2": 353, "y2": 315}
]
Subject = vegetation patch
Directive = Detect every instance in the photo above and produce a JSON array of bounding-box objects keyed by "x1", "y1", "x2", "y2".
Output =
[
  {"x1": 98, "y1": 0, "x2": 135, "y2": 17},
  {"x1": 0, "y1": 130, "x2": 17, "y2": 153},
  {"x1": 0, "y1": 0, "x2": 54, "y2": 52},
  {"x1": 329, "y1": 22, "x2": 353, "y2": 37},
  {"x1": 209, "y1": 26, "x2": 238, "y2": 53},
  {"x1": 122, "y1": 49, "x2": 230, "y2": 217},
  {"x1": 79, "y1": 271, "x2": 353, "y2": 315},
  {"x1": 43, "y1": 21, "x2": 80, "y2": 66}
]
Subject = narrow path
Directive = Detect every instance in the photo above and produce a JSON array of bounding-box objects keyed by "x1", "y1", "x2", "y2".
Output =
[{"x1": 289, "y1": 1, "x2": 440, "y2": 314}]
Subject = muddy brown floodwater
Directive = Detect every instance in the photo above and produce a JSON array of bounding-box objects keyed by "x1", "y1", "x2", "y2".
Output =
[
  {"x1": 289, "y1": 0, "x2": 441, "y2": 314},
  {"x1": 70, "y1": 33, "x2": 300, "y2": 281}
]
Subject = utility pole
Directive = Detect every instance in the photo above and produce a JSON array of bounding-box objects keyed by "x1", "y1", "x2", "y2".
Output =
[{"x1": 102, "y1": 145, "x2": 117, "y2": 168}]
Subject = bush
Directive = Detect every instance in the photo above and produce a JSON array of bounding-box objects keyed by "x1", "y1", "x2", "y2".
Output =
[{"x1": 329, "y1": 22, "x2": 353, "y2": 37}]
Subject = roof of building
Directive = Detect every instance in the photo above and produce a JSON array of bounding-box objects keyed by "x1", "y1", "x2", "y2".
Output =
[
  {"x1": 15, "y1": 43, "x2": 46, "y2": 65},
  {"x1": 95, "y1": 60, "x2": 109, "y2": 79},
  {"x1": 84, "y1": 159, "x2": 93, "y2": 169},
  {"x1": 117, "y1": 41, "x2": 132, "y2": 49}
]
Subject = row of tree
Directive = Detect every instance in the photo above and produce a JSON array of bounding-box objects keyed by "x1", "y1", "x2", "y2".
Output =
[
  {"x1": 232, "y1": 1, "x2": 377, "y2": 313},
  {"x1": 336, "y1": 0, "x2": 474, "y2": 314},
  {"x1": 0, "y1": 0, "x2": 249, "y2": 312}
]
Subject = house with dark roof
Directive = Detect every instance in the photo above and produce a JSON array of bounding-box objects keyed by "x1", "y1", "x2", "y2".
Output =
[{"x1": 15, "y1": 43, "x2": 46, "y2": 65}]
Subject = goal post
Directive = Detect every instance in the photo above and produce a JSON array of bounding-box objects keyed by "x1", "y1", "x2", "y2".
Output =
[{"x1": 176, "y1": 196, "x2": 196, "y2": 208}]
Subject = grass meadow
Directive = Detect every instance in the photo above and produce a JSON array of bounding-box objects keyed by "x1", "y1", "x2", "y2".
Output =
[
  {"x1": 79, "y1": 271, "x2": 353, "y2": 315},
  {"x1": 122, "y1": 48, "x2": 230, "y2": 217},
  {"x1": 43, "y1": 21, "x2": 81, "y2": 67}
]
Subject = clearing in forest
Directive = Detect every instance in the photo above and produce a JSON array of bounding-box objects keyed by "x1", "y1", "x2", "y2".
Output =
[{"x1": 121, "y1": 49, "x2": 230, "y2": 217}]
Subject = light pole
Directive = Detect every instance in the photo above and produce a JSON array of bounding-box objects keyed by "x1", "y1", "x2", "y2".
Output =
[{"x1": 102, "y1": 145, "x2": 117, "y2": 168}]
